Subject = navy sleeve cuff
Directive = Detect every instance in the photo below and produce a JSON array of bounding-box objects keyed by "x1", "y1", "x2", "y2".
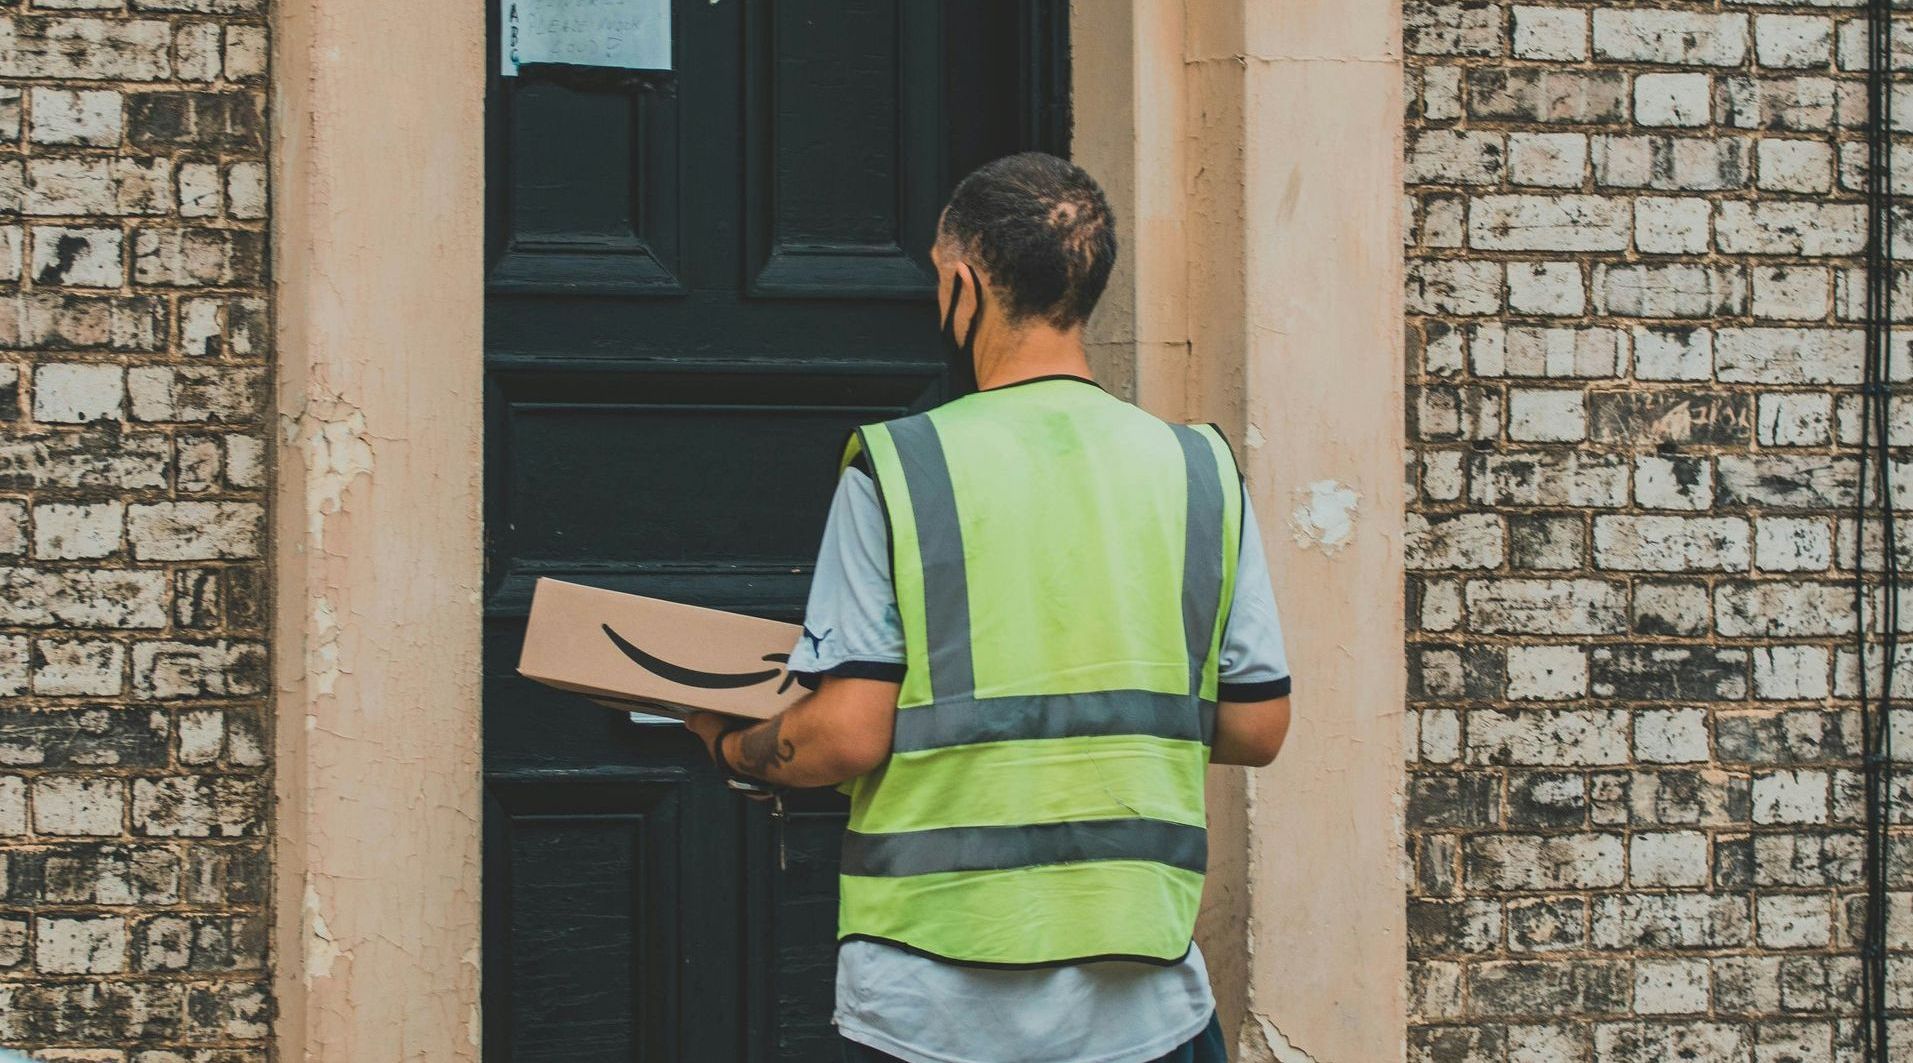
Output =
[
  {"x1": 792, "y1": 659, "x2": 908, "y2": 691},
  {"x1": 1219, "y1": 676, "x2": 1290, "y2": 702}
]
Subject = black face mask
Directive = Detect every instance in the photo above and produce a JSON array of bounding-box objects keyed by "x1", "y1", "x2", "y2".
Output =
[{"x1": 942, "y1": 268, "x2": 985, "y2": 365}]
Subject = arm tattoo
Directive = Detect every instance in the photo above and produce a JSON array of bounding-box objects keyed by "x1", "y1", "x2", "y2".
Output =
[{"x1": 736, "y1": 718, "x2": 796, "y2": 777}]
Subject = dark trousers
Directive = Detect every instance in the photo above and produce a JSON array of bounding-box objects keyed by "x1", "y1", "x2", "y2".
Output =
[{"x1": 842, "y1": 1012, "x2": 1227, "y2": 1063}]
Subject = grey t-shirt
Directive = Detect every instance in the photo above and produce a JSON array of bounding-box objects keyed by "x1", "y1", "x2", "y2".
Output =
[{"x1": 790, "y1": 466, "x2": 1291, "y2": 1063}]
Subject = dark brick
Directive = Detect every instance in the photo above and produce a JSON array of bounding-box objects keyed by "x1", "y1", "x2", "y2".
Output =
[
  {"x1": 1469, "y1": 960, "x2": 1630, "y2": 1018},
  {"x1": 1408, "y1": 899, "x2": 1502, "y2": 955},
  {"x1": 1509, "y1": 897, "x2": 1586, "y2": 952},
  {"x1": 3, "y1": 845, "x2": 180, "y2": 905},
  {"x1": 1589, "y1": 392, "x2": 1753, "y2": 446},
  {"x1": 0, "y1": 706, "x2": 170, "y2": 768},
  {"x1": 1590, "y1": 646, "x2": 1750, "y2": 701},
  {"x1": 0, "y1": 981, "x2": 184, "y2": 1041},
  {"x1": 1409, "y1": 773, "x2": 1501, "y2": 828},
  {"x1": 1411, "y1": 645, "x2": 1506, "y2": 701},
  {"x1": 1509, "y1": 771, "x2": 1588, "y2": 827},
  {"x1": 126, "y1": 92, "x2": 264, "y2": 152}
]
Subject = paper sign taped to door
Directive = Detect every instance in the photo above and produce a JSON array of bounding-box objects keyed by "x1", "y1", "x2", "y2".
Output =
[{"x1": 501, "y1": 0, "x2": 671, "y2": 76}]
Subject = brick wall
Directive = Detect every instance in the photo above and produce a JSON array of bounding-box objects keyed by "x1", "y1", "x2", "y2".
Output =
[
  {"x1": 1405, "y1": 2, "x2": 1904, "y2": 1060},
  {"x1": 0, "y1": 4, "x2": 271, "y2": 1058}
]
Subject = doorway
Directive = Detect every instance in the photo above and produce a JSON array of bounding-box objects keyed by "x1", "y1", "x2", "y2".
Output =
[{"x1": 481, "y1": 2, "x2": 1068, "y2": 1057}]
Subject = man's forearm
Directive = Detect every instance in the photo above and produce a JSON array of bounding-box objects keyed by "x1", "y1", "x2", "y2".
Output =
[{"x1": 707, "y1": 676, "x2": 899, "y2": 788}]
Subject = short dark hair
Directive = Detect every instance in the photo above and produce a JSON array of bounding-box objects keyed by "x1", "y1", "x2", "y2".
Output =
[{"x1": 938, "y1": 152, "x2": 1117, "y2": 330}]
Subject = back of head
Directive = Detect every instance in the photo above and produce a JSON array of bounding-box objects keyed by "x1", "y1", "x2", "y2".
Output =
[{"x1": 939, "y1": 152, "x2": 1117, "y2": 331}]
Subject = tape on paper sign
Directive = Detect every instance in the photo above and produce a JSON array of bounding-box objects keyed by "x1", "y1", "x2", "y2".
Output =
[{"x1": 502, "y1": 0, "x2": 671, "y2": 76}]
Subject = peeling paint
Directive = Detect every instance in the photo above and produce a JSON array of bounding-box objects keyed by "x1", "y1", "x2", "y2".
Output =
[
  {"x1": 1245, "y1": 422, "x2": 1267, "y2": 450},
  {"x1": 282, "y1": 393, "x2": 377, "y2": 543},
  {"x1": 1236, "y1": 1012, "x2": 1322, "y2": 1063},
  {"x1": 1289, "y1": 479, "x2": 1361, "y2": 556},
  {"x1": 303, "y1": 881, "x2": 347, "y2": 985}
]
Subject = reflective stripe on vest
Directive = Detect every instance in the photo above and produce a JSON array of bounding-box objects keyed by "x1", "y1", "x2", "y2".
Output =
[{"x1": 839, "y1": 381, "x2": 1241, "y2": 968}]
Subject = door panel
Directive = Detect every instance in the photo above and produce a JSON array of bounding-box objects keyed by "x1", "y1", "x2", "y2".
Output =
[{"x1": 483, "y1": 1, "x2": 1067, "y2": 1057}]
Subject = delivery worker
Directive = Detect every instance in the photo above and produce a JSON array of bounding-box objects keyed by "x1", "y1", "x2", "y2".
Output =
[{"x1": 686, "y1": 151, "x2": 1292, "y2": 1063}]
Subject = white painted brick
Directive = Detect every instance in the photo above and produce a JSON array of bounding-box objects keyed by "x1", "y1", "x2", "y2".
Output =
[
  {"x1": 1634, "y1": 456, "x2": 1715, "y2": 512},
  {"x1": 32, "y1": 501, "x2": 122, "y2": 561},
  {"x1": 225, "y1": 23, "x2": 268, "y2": 80},
  {"x1": 1512, "y1": 6, "x2": 1588, "y2": 61},
  {"x1": 1634, "y1": 712, "x2": 1711, "y2": 766},
  {"x1": 1593, "y1": 516, "x2": 1751, "y2": 573},
  {"x1": 36, "y1": 916, "x2": 126, "y2": 974},
  {"x1": 1633, "y1": 326, "x2": 1714, "y2": 381},
  {"x1": 1752, "y1": 769, "x2": 1830, "y2": 824},
  {"x1": 1593, "y1": 10, "x2": 1750, "y2": 67},
  {"x1": 1716, "y1": 201, "x2": 1867, "y2": 256},
  {"x1": 32, "y1": 639, "x2": 125, "y2": 696},
  {"x1": 1751, "y1": 266, "x2": 1833, "y2": 320},
  {"x1": 1757, "y1": 393, "x2": 1833, "y2": 447},
  {"x1": 0, "y1": 775, "x2": 22, "y2": 834},
  {"x1": 1405, "y1": 513, "x2": 1506, "y2": 570},
  {"x1": 227, "y1": 161, "x2": 266, "y2": 219},
  {"x1": 30, "y1": 227, "x2": 123, "y2": 288},
  {"x1": 1633, "y1": 958, "x2": 1712, "y2": 1013},
  {"x1": 1407, "y1": 260, "x2": 1502, "y2": 315},
  {"x1": 1754, "y1": 517, "x2": 1834, "y2": 573},
  {"x1": 1469, "y1": 709, "x2": 1630, "y2": 767},
  {"x1": 1470, "y1": 195, "x2": 1631, "y2": 252},
  {"x1": 1466, "y1": 832, "x2": 1626, "y2": 889},
  {"x1": 1756, "y1": 14, "x2": 1835, "y2": 69},
  {"x1": 0, "y1": 501, "x2": 21, "y2": 557},
  {"x1": 1407, "y1": 130, "x2": 1504, "y2": 185},
  {"x1": 1594, "y1": 135, "x2": 1750, "y2": 191},
  {"x1": 1509, "y1": 389, "x2": 1586, "y2": 442},
  {"x1": 1719, "y1": 75, "x2": 1842, "y2": 132},
  {"x1": 1597, "y1": 264, "x2": 1746, "y2": 319},
  {"x1": 1715, "y1": 327, "x2": 1863, "y2": 384},
  {"x1": 1507, "y1": 133, "x2": 1587, "y2": 188},
  {"x1": 1507, "y1": 262, "x2": 1585, "y2": 317},
  {"x1": 1506, "y1": 645, "x2": 1588, "y2": 701},
  {"x1": 1422, "y1": 66, "x2": 1463, "y2": 122},
  {"x1": 1421, "y1": 708, "x2": 1461, "y2": 763},
  {"x1": 28, "y1": 88, "x2": 121, "y2": 147},
  {"x1": 127, "y1": 502, "x2": 263, "y2": 560},
  {"x1": 177, "y1": 162, "x2": 221, "y2": 218},
  {"x1": 1422, "y1": 450, "x2": 1464, "y2": 501},
  {"x1": 32, "y1": 363, "x2": 122, "y2": 423},
  {"x1": 1744, "y1": 145, "x2": 1819, "y2": 198},
  {"x1": 1634, "y1": 73, "x2": 1712, "y2": 128},
  {"x1": 1500, "y1": 328, "x2": 1622, "y2": 379},
  {"x1": 1756, "y1": 894, "x2": 1831, "y2": 949},
  {"x1": 174, "y1": 21, "x2": 221, "y2": 82},
  {"x1": 1467, "y1": 579, "x2": 1628, "y2": 635},
  {"x1": 1419, "y1": 578, "x2": 1463, "y2": 633},
  {"x1": 1634, "y1": 197, "x2": 1712, "y2": 255},
  {"x1": 1753, "y1": 645, "x2": 1832, "y2": 700},
  {"x1": 32, "y1": 776, "x2": 123, "y2": 835}
]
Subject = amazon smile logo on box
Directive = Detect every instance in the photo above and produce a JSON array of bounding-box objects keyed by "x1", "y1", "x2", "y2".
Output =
[{"x1": 517, "y1": 578, "x2": 804, "y2": 722}]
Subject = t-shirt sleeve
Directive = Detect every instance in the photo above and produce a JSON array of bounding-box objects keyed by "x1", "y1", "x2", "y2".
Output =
[
  {"x1": 1218, "y1": 494, "x2": 1292, "y2": 702},
  {"x1": 785, "y1": 466, "x2": 907, "y2": 690}
]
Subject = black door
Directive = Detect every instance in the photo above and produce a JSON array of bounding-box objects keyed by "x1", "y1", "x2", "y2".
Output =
[{"x1": 482, "y1": 4, "x2": 1068, "y2": 1059}]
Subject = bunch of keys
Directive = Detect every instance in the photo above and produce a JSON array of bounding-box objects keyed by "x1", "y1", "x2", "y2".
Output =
[{"x1": 725, "y1": 777, "x2": 789, "y2": 870}]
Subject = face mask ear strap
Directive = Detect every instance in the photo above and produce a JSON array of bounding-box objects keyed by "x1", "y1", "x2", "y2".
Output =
[
  {"x1": 943, "y1": 270, "x2": 965, "y2": 334},
  {"x1": 963, "y1": 279, "x2": 986, "y2": 351}
]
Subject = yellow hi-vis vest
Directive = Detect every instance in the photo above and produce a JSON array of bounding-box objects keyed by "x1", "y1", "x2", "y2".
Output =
[{"x1": 838, "y1": 378, "x2": 1241, "y2": 968}]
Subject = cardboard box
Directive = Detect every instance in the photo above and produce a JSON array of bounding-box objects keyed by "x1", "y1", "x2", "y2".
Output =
[{"x1": 517, "y1": 578, "x2": 805, "y2": 721}]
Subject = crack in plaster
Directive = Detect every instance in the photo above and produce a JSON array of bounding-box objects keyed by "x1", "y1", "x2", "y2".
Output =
[
  {"x1": 1289, "y1": 479, "x2": 1360, "y2": 556},
  {"x1": 1236, "y1": 1012, "x2": 1322, "y2": 1063}
]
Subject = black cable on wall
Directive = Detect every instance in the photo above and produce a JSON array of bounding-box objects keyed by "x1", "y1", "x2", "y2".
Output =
[{"x1": 1859, "y1": 0, "x2": 1900, "y2": 1054}]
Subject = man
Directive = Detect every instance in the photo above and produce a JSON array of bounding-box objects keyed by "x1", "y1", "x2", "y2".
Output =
[{"x1": 687, "y1": 152, "x2": 1291, "y2": 1063}]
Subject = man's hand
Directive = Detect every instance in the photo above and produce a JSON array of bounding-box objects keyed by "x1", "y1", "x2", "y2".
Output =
[
  {"x1": 680, "y1": 676, "x2": 900, "y2": 789},
  {"x1": 683, "y1": 711, "x2": 728, "y2": 762}
]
